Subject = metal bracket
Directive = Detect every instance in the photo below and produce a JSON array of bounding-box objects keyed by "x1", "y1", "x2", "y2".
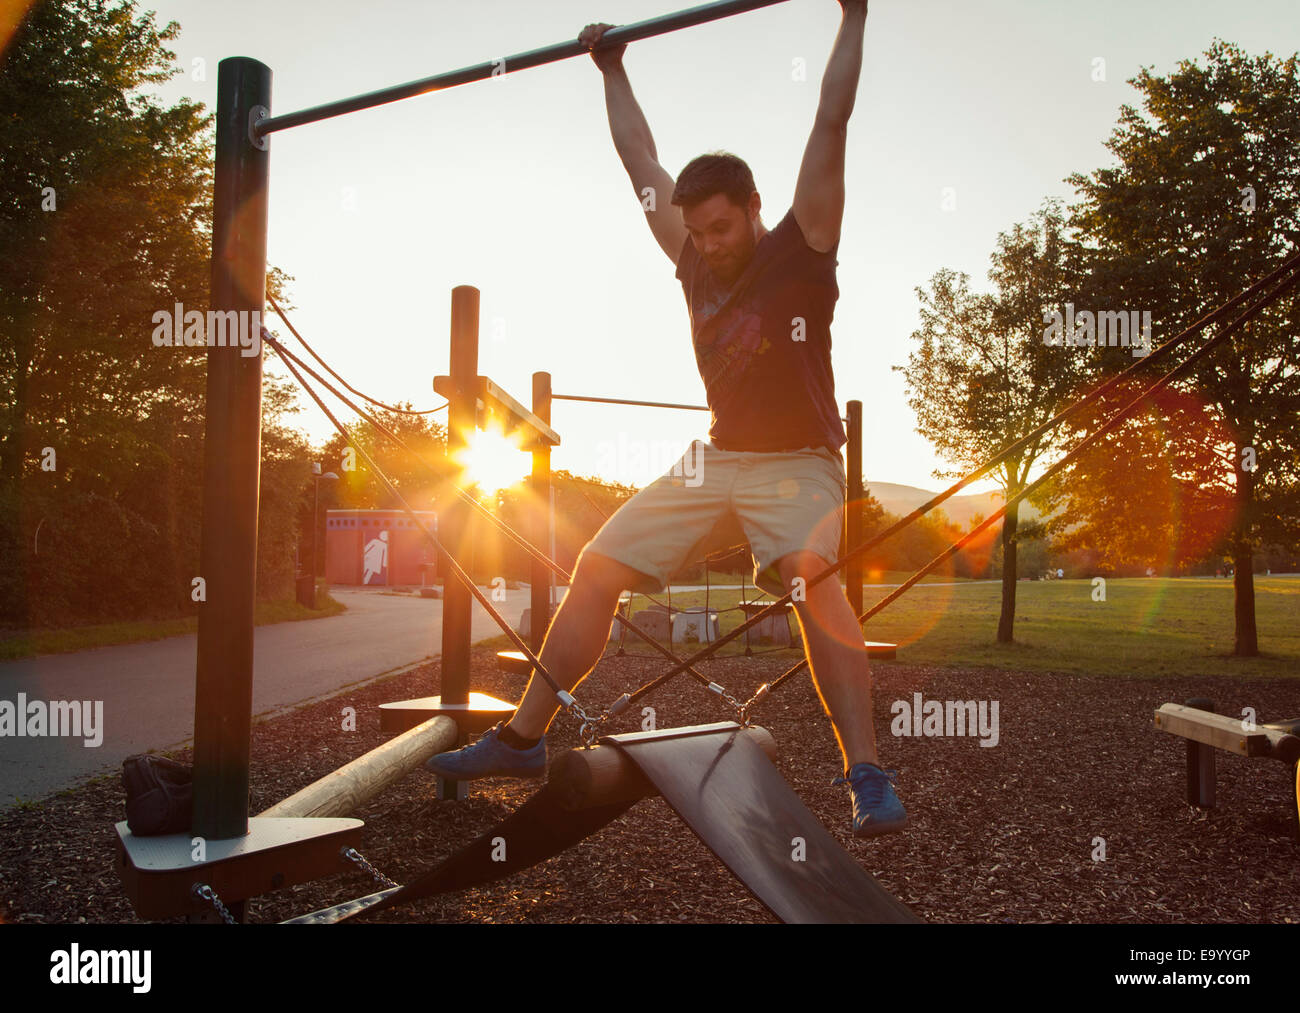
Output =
[{"x1": 248, "y1": 105, "x2": 270, "y2": 151}]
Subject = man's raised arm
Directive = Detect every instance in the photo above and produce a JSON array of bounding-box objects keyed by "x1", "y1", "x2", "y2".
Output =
[
  {"x1": 581, "y1": 22, "x2": 688, "y2": 266},
  {"x1": 792, "y1": 0, "x2": 868, "y2": 254}
]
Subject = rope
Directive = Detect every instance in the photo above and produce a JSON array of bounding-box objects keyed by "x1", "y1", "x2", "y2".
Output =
[
  {"x1": 269, "y1": 337, "x2": 589, "y2": 725},
  {"x1": 615, "y1": 250, "x2": 1300, "y2": 712},
  {"x1": 265, "y1": 247, "x2": 1298, "y2": 728},
  {"x1": 262, "y1": 327, "x2": 746, "y2": 727},
  {"x1": 730, "y1": 253, "x2": 1300, "y2": 711},
  {"x1": 267, "y1": 294, "x2": 448, "y2": 416}
]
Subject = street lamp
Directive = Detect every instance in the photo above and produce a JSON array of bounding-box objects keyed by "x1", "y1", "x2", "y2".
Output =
[{"x1": 311, "y1": 462, "x2": 340, "y2": 582}]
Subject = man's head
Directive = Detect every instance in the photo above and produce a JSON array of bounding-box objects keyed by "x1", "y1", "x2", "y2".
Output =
[{"x1": 672, "y1": 151, "x2": 763, "y2": 284}]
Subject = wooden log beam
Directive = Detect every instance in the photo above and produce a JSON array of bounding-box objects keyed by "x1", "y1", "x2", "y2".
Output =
[
  {"x1": 1154, "y1": 703, "x2": 1299, "y2": 762},
  {"x1": 549, "y1": 725, "x2": 778, "y2": 811},
  {"x1": 259, "y1": 716, "x2": 457, "y2": 818}
]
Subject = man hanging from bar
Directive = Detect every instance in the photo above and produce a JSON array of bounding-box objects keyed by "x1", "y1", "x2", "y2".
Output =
[{"x1": 429, "y1": 0, "x2": 906, "y2": 837}]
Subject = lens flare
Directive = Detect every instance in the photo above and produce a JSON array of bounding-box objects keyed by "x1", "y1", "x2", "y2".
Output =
[{"x1": 456, "y1": 427, "x2": 528, "y2": 495}]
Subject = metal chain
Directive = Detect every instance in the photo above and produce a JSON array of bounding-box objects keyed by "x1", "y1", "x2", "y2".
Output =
[
  {"x1": 192, "y1": 883, "x2": 236, "y2": 924},
  {"x1": 572, "y1": 702, "x2": 609, "y2": 748},
  {"x1": 711, "y1": 683, "x2": 749, "y2": 724},
  {"x1": 737, "y1": 683, "x2": 772, "y2": 727},
  {"x1": 570, "y1": 670, "x2": 748, "y2": 744},
  {"x1": 343, "y1": 848, "x2": 399, "y2": 890}
]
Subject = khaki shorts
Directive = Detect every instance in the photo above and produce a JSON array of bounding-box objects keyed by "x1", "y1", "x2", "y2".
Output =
[{"x1": 580, "y1": 441, "x2": 846, "y2": 597}]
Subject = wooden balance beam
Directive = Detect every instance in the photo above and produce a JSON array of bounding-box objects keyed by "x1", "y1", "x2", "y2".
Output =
[
  {"x1": 549, "y1": 723, "x2": 777, "y2": 810},
  {"x1": 259, "y1": 715, "x2": 458, "y2": 818},
  {"x1": 286, "y1": 721, "x2": 918, "y2": 924},
  {"x1": 1153, "y1": 700, "x2": 1300, "y2": 817}
]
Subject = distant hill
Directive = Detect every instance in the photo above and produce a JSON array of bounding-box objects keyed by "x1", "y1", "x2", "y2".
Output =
[{"x1": 865, "y1": 481, "x2": 1044, "y2": 530}]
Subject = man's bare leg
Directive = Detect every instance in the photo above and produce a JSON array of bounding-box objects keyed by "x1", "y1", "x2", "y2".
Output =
[
  {"x1": 777, "y1": 551, "x2": 879, "y2": 771},
  {"x1": 507, "y1": 551, "x2": 649, "y2": 740}
]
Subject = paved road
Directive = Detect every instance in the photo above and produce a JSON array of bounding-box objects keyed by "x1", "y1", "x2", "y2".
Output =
[{"x1": 0, "y1": 587, "x2": 536, "y2": 807}]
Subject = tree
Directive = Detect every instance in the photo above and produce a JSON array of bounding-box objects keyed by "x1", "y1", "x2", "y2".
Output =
[
  {"x1": 1054, "y1": 39, "x2": 1300, "y2": 654},
  {"x1": 1031, "y1": 380, "x2": 1238, "y2": 577},
  {"x1": 897, "y1": 201, "x2": 1087, "y2": 642},
  {"x1": 315, "y1": 404, "x2": 449, "y2": 513},
  {"x1": 0, "y1": 1, "x2": 313, "y2": 624},
  {"x1": 0, "y1": 0, "x2": 213, "y2": 623}
]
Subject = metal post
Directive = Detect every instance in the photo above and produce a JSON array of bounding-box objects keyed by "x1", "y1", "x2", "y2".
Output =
[
  {"x1": 442, "y1": 287, "x2": 478, "y2": 707},
  {"x1": 531, "y1": 372, "x2": 553, "y2": 655},
  {"x1": 437, "y1": 286, "x2": 478, "y2": 800},
  {"x1": 192, "y1": 57, "x2": 271, "y2": 841},
  {"x1": 312, "y1": 475, "x2": 320, "y2": 578},
  {"x1": 1186, "y1": 697, "x2": 1217, "y2": 808},
  {"x1": 846, "y1": 400, "x2": 864, "y2": 618}
]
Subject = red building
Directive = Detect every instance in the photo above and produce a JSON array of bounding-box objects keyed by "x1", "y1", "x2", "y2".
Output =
[{"x1": 325, "y1": 509, "x2": 438, "y2": 586}]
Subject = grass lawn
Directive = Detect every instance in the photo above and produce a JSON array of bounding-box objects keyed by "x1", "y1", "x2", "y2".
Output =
[
  {"x1": 480, "y1": 575, "x2": 1300, "y2": 680},
  {"x1": 854, "y1": 574, "x2": 1300, "y2": 679},
  {"x1": 0, "y1": 585, "x2": 346, "y2": 661},
  {"x1": 687, "y1": 568, "x2": 975, "y2": 586}
]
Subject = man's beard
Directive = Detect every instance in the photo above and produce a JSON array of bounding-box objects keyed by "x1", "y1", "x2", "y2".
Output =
[{"x1": 711, "y1": 237, "x2": 753, "y2": 282}]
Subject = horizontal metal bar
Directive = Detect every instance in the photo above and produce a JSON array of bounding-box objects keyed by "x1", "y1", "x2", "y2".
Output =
[
  {"x1": 256, "y1": 0, "x2": 793, "y2": 137},
  {"x1": 552, "y1": 393, "x2": 710, "y2": 412}
]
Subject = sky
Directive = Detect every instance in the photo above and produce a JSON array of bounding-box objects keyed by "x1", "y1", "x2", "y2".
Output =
[{"x1": 139, "y1": 0, "x2": 1300, "y2": 493}]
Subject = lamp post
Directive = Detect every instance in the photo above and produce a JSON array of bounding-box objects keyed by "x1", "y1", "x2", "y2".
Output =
[{"x1": 311, "y1": 462, "x2": 340, "y2": 584}]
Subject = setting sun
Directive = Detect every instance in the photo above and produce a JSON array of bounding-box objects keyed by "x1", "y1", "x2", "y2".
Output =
[{"x1": 457, "y1": 426, "x2": 529, "y2": 494}]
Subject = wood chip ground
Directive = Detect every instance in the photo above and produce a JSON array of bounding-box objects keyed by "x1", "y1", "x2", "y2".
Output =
[{"x1": 2, "y1": 647, "x2": 1297, "y2": 923}]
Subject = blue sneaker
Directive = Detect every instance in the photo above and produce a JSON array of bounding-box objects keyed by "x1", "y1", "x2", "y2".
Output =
[
  {"x1": 425, "y1": 722, "x2": 547, "y2": 780},
  {"x1": 832, "y1": 762, "x2": 908, "y2": 838}
]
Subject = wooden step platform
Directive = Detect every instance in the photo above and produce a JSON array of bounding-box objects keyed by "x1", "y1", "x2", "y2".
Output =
[
  {"x1": 115, "y1": 816, "x2": 363, "y2": 920},
  {"x1": 379, "y1": 692, "x2": 516, "y2": 735}
]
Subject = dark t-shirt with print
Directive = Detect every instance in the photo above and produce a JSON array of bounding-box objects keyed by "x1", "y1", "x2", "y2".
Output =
[{"x1": 674, "y1": 207, "x2": 845, "y2": 454}]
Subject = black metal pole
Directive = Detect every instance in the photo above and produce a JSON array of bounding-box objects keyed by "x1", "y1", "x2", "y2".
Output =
[
  {"x1": 531, "y1": 373, "x2": 552, "y2": 655},
  {"x1": 442, "y1": 287, "x2": 478, "y2": 703},
  {"x1": 1185, "y1": 697, "x2": 1217, "y2": 808},
  {"x1": 846, "y1": 400, "x2": 863, "y2": 617},
  {"x1": 193, "y1": 57, "x2": 271, "y2": 841},
  {"x1": 432, "y1": 286, "x2": 479, "y2": 801},
  {"x1": 255, "y1": 0, "x2": 793, "y2": 138},
  {"x1": 312, "y1": 476, "x2": 319, "y2": 578}
]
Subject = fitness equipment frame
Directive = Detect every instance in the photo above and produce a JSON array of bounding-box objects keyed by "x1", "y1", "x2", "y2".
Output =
[{"x1": 113, "y1": 0, "x2": 799, "y2": 922}]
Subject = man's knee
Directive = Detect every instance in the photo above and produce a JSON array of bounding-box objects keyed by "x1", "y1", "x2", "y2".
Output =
[
  {"x1": 776, "y1": 550, "x2": 828, "y2": 588},
  {"x1": 775, "y1": 552, "x2": 844, "y2": 615},
  {"x1": 573, "y1": 548, "x2": 648, "y2": 600}
]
